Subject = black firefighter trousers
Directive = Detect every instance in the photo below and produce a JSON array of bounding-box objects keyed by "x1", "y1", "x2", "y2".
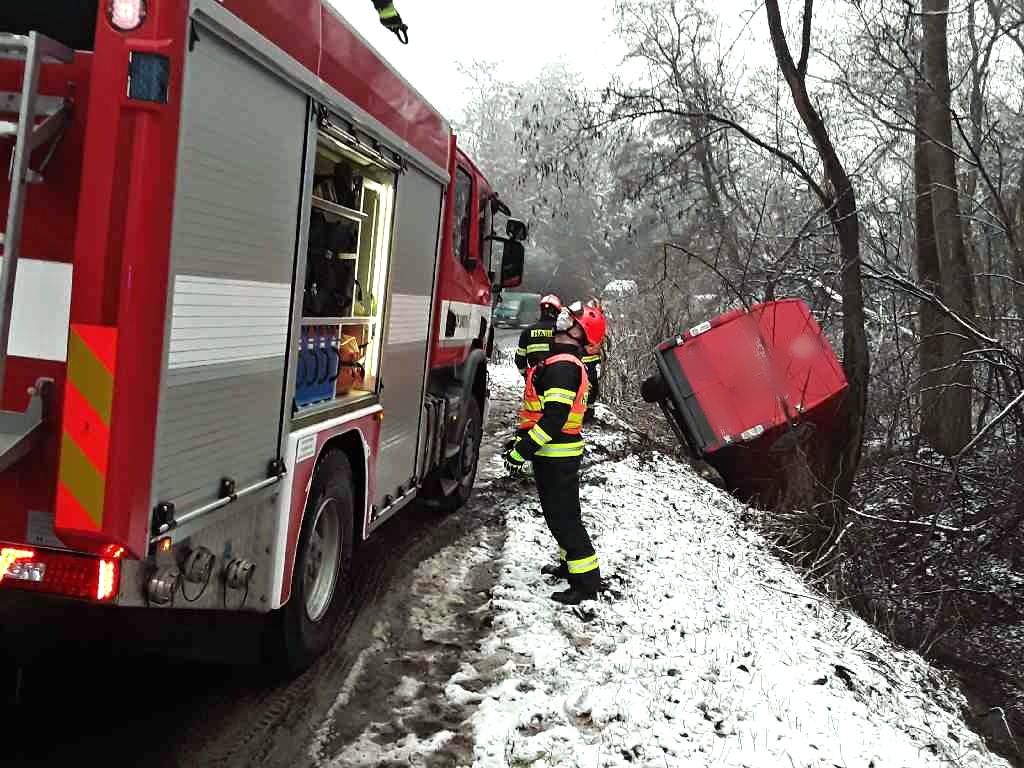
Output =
[{"x1": 532, "y1": 454, "x2": 601, "y2": 591}]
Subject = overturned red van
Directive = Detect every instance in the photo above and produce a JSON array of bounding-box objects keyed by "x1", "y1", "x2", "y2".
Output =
[{"x1": 641, "y1": 298, "x2": 848, "y2": 503}]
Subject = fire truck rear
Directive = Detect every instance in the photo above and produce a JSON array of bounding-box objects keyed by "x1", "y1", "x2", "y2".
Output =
[{"x1": 0, "y1": 1, "x2": 525, "y2": 672}]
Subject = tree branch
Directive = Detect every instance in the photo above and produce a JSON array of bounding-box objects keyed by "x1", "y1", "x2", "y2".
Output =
[
  {"x1": 955, "y1": 389, "x2": 1024, "y2": 459},
  {"x1": 862, "y1": 265, "x2": 1003, "y2": 348},
  {"x1": 764, "y1": 0, "x2": 799, "y2": 79},
  {"x1": 798, "y1": 0, "x2": 814, "y2": 80}
]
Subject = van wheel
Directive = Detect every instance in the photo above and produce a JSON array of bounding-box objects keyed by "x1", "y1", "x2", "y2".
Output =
[
  {"x1": 269, "y1": 450, "x2": 354, "y2": 675},
  {"x1": 640, "y1": 372, "x2": 669, "y2": 403}
]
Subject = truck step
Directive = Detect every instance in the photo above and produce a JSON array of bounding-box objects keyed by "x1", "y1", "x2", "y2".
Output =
[{"x1": 0, "y1": 378, "x2": 52, "y2": 474}]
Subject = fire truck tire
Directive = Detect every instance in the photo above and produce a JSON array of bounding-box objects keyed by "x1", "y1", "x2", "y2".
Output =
[
  {"x1": 273, "y1": 450, "x2": 355, "y2": 674},
  {"x1": 436, "y1": 397, "x2": 483, "y2": 513},
  {"x1": 640, "y1": 372, "x2": 669, "y2": 403}
]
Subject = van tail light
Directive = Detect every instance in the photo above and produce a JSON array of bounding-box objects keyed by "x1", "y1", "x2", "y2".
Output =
[
  {"x1": 108, "y1": 0, "x2": 148, "y2": 32},
  {"x1": 0, "y1": 545, "x2": 120, "y2": 602}
]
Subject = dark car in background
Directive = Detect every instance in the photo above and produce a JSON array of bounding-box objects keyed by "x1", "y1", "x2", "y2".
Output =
[{"x1": 494, "y1": 292, "x2": 542, "y2": 328}]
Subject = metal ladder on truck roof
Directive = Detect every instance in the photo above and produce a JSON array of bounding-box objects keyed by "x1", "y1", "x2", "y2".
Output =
[{"x1": 0, "y1": 32, "x2": 74, "y2": 472}]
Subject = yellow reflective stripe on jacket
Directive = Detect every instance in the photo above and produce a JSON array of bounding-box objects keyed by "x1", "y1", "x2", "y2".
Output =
[
  {"x1": 519, "y1": 353, "x2": 589, "y2": 434},
  {"x1": 540, "y1": 387, "x2": 576, "y2": 407},
  {"x1": 526, "y1": 343, "x2": 549, "y2": 354},
  {"x1": 535, "y1": 440, "x2": 584, "y2": 458},
  {"x1": 545, "y1": 387, "x2": 577, "y2": 399},
  {"x1": 515, "y1": 347, "x2": 526, "y2": 356},
  {"x1": 527, "y1": 424, "x2": 552, "y2": 446},
  {"x1": 567, "y1": 554, "x2": 599, "y2": 574},
  {"x1": 581, "y1": 354, "x2": 600, "y2": 364},
  {"x1": 563, "y1": 412, "x2": 584, "y2": 431}
]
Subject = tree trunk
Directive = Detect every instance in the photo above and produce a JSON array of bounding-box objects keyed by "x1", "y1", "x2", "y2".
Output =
[
  {"x1": 922, "y1": 0, "x2": 976, "y2": 455},
  {"x1": 764, "y1": 0, "x2": 869, "y2": 514},
  {"x1": 913, "y1": 79, "x2": 946, "y2": 449},
  {"x1": 1012, "y1": 172, "x2": 1024, "y2": 319}
]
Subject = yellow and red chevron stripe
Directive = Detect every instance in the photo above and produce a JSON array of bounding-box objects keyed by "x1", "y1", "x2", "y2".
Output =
[{"x1": 56, "y1": 324, "x2": 118, "y2": 534}]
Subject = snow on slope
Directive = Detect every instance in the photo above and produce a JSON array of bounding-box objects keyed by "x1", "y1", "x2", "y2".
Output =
[
  {"x1": 468, "y1": 410, "x2": 1008, "y2": 766},
  {"x1": 315, "y1": 360, "x2": 1008, "y2": 767}
]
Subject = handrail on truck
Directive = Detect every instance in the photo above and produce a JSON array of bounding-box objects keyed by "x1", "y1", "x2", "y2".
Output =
[{"x1": 0, "y1": 31, "x2": 74, "y2": 471}]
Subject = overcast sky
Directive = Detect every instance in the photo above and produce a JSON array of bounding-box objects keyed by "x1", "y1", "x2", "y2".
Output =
[{"x1": 331, "y1": 0, "x2": 628, "y2": 121}]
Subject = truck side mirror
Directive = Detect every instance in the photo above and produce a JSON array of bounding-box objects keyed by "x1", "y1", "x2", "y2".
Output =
[{"x1": 499, "y1": 240, "x2": 524, "y2": 289}]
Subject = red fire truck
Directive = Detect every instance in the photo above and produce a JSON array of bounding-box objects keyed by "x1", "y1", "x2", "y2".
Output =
[{"x1": 0, "y1": 1, "x2": 525, "y2": 671}]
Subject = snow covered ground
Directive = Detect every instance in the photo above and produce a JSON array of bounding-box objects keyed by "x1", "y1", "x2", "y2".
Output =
[
  {"x1": 472, "y1": 453, "x2": 1008, "y2": 767},
  {"x1": 317, "y1": 361, "x2": 1010, "y2": 767}
]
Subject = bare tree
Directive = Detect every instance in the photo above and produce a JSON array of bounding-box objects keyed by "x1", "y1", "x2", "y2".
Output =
[
  {"x1": 764, "y1": 0, "x2": 870, "y2": 515},
  {"x1": 914, "y1": 73, "x2": 947, "y2": 449},
  {"x1": 920, "y1": 0, "x2": 977, "y2": 454}
]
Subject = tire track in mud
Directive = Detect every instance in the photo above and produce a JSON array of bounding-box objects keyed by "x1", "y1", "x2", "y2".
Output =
[
  {"x1": 163, "y1": 494, "x2": 509, "y2": 768},
  {"x1": 176, "y1": 398, "x2": 642, "y2": 767},
  {"x1": 304, "y1": 410, "x2": 649, "y2": 767},
  {"x1": 173, "y1": 384, "x2": 528, "y2": 768},
  {"x1": 0, "y1": 492, "x2": 508, "y2": 768},
  {"x1": 0, "y1": 364, "x2": 645, "y2": 768}
]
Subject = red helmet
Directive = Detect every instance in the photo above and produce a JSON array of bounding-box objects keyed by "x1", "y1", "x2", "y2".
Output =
[
  {"x1": 540, "y1": 294, "x2": 562, "y2": 312},
  {"x1": 573, "y1": 304, "x2": 607, "y2": 347}
]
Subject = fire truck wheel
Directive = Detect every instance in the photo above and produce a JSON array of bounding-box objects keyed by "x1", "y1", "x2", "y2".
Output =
[
  {"x1": 640, "y1": 372, "x2": 669, "y2": 403},
  {"x1": 276, "y1": 450, "x2": 355, "y2": 673},
  {"x1": 438, "y1": 397, "x2": 483, "y2": 512}
]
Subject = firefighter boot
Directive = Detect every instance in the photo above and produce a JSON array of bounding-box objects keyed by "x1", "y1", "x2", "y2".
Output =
[
  {"x1": 540, "y1": 561, "x2": 569, "y2": 580},
  {"x1": 551, "y1": 569, "x2": 601, "y2": 605}
]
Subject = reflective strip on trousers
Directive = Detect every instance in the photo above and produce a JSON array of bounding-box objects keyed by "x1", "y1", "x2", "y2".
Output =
[
  {"x1": 536, "y1": 441, "x2": 584, "y2": 458},
  {"x1": 567, "y1": 554, "x2": 599, "y2": 574}
]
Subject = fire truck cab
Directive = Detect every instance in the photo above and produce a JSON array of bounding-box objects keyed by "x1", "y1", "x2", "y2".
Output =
[{"x1": 0, "y1": 0, "x2": 525, "y2": 672}]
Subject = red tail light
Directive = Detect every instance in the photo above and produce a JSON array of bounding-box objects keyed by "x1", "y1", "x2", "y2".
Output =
[
  {"x1": 108, "y1": 0, "x2": 147, "y2": 32},
  {"x1": 0, "y1": 545, "x2": 120, "y2": 602}
]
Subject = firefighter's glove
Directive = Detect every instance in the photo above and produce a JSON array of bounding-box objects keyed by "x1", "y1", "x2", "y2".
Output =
[
  {"x1": 373, "y1": 0, "x2": 409, "y2": 43},
  {"x1": 502, "y1": 447, "x2": 528, "y2": 476}
]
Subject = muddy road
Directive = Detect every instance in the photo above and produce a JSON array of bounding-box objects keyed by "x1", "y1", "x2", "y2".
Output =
[
  {"x1": 0, "y1": 357, "x2": 525, "y2": 768},
  {"x1": 1, "y1": 487, "x2": 511, "y2": 768},
  {"x1": 0, "y1": 331, "x2": 646, "y2": 768}
]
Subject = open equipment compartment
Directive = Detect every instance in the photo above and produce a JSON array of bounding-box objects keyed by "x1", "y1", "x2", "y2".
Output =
[{"x1": 290, "y1": 123, "x2": 398, "y2": 423}]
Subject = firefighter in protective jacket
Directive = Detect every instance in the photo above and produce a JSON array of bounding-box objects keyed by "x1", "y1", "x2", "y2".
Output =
[
  {"x1": 502, "y1": 303, "x2": 608, "y2": 605},
  {"x1": 570, "y1": 298, "x2": 605, "y2": 423},
  {"x1": 514, "y1": 294, "x2": 562, "y2": 377}
]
